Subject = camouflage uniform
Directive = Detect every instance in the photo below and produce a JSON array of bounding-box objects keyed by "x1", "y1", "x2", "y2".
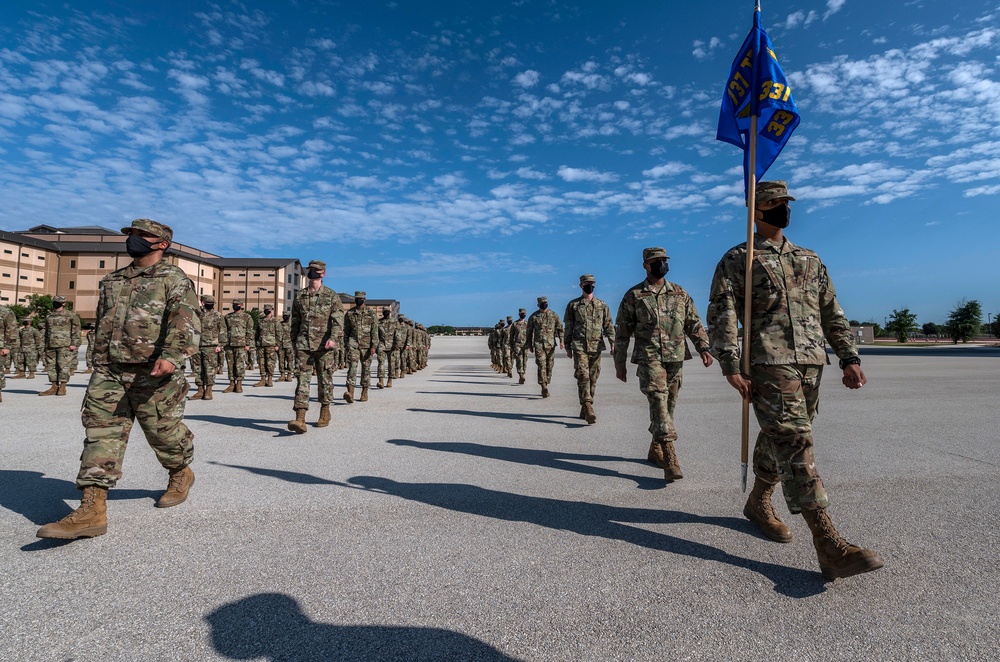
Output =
[
  {"x1": 376, "y1": 308, "x2": 397, "y2": 386},
  {"x1": 509, "y1": 309, "x2": 529, "y2": 383},
  {"x1": 41, "y1": 298, "x2": 82, "y2": 385},
  {"x1": 497, "y1": 318, "x2": 513, "y2": 377},
  {"x1": 279, "y1": 314, "x2": 295, "y2": 380},
  {"x1": 393, "y1": 316, "x2": 408, "y2": 378},
  {"x1": 0, "y1": 305, "x2": 17, "y2": 396},
  {"x1": 194, "y1": 296, "x2": 226, "y2": 392},
  {"x1": 224, "y1": 301, "x2": 254, "y2": 387},
  {"x1": 525, "y1": 297, "x2": 564, "y2": 395},
  {"x1": 707, "y1": 229, "x2": 857, "y2": 514},
  {"x1": 487, "y1": 323, "x2": 499, "y2": 370},
  {"x1": 344, "y1": 293, "x2": 382, "y2": 398},
  {"x1": 290, "y1": 274, "x2": 344, "y2": 412},
  {"x1": 613, "y1": 259, "x2": 710, "y2": 443},
  {"x1": 76, "y1": 220, "x2": 200, "y2": 489},
  {"x1": 255, "y1": 306, "x2": 281, "y2": 386},
  {"x1": 16, "y1": 321, "x2": 43, "y2": 376},
  {"x1": 564, "y1": 276, "x2": 615, "y2": 410}
]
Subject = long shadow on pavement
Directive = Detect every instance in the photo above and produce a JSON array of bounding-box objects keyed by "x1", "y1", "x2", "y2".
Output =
[
  {"x1": 427, "y1": 379, "x2": 513, "y2": 386},
  {"x1": 208, "y1": 462, "x2": 338, "y2": 485},
  {"x1": 417, "y1": 391, "x2": 535, "y2": 399},
  {"x1": 185, "y1": 414, "x2": 298, "y2": 438},
  {"x1": 206, "y1": 592, "x2": 521, "y2": 661},
  {"x1": 408, "y1": 407, "x2": 587, "y2": 429},
  {"x1": 342, "y1": 476, "x2": 826, "y2": 599},
  {"x1": 387, "y1": 439, "x2": 661, "y2": 490}
]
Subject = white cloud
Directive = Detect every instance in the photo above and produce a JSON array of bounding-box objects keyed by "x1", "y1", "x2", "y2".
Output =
[
  {"x1": 642, "y1": 162, "x2": 690, "y2": 178},
  {"x1": 825, "y1": 0, "x2": 847, "y2": 20},
  {"x1": 557, "y1": 166, "x2": 618, "y2": 183},
  {"x1": 513, "y1": 70, "x2": 540, "y2": 88}
]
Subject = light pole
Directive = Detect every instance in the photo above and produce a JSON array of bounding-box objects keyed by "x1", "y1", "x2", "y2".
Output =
[
  {"x1": 255, "y1": 287, "x2": 266, "y2": 311},
  {"x1": 989, "y1": 313, "x2": 993, "y2": 337}
]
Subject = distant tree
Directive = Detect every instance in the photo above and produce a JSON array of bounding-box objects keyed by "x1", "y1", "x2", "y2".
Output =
[
  {"x1": 946, "y1": 299, "x2": 981, "y2": 344},
  {"x1": 848, "y1": 319, "x2": 861, "y2": 326},
  {"x1": 921, "y1": 322, "x2": 938, "y2": 337},
  {"x1": 862, "y1": 320, "x2": 884, "y2": 338},
  {"x1": 23, "y1": 293, "x2": 71, "y2": 323},
  {"x1": 427, "y1": 325, "x2": 456, "y2": 335},
  {"x1": 9, "y1": 304, "x2": 30, "y2": 322},
  {"x1": 887, "y1": 308, "x2": 918, "y2": 343}
]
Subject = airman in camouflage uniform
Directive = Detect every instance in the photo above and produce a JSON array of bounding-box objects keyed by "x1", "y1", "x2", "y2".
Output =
[
  {"x1": 614, "y1": 247, "x2": 713, "y2": 482},
  {"x1": 14, "y1": 318, "x2": 43, "y2": 379},
  {"x1": 564, "y1": 275, "x2": 615, "y2": 425},
  {"x1": 0, "y1": 303, "x2": 16, "y2": 402},
  {"x1": 37, "y1": 219, "x2": 201, "y2": 540},
  {"x1": 376, "y1": 306, "x2": 397, "y2": 388},
  {"x1": 253, "y1": 304, "x2": 281, "y2": 388},
  {"x1": 392, "y1": 315, "x2": 408, "y2": 380},
  {"x1": 189, "y1": 295, "x2": 226, "y2": 400},
  {"x1": 279, "y1": 312, "x2": 295, "y2": 381},
  {"x1": 509, "y1": 308, "x2": 529, "y2": 385},
  {"x1": 83, "y1": 329, "x2": 95, "y2": 375},
  {"x1": 287, "y1": 260, "x2": 344, "y2": 433},
  {"x1": 223, "y1": 298, "x2": 254, "y2": 393},
  {"x1": 343, "y1": 291, "x2": 382, "y2": 403},
  {"x1": 487, "y1": 322, "x2": 499, "y2": 371},
  {"x1": 38, "y1": 295, "x2": 82, "y2": 396},
  {"x1": 525, "y1": 296, "x2": 564, "y2": 398},
  {"x1": 707, "y1": 180, "x2": 883, "y2": 580},
  {"x1": 498, "y1": 317, "x2": 513, "y2": 378}
]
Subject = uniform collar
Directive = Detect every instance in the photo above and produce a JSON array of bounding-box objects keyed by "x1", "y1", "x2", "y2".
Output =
[
  {"x1": 753, "y1": 234, "x2": 797, "y2": 254},
  {"x1": 125, "y1": 257, "x2": 166, "y2": 278},
  {"x1": 642, "y1": 278, "x2": 674, "y2": 294}
]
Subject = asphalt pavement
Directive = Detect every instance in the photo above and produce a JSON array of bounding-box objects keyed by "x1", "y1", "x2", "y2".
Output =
[{"x1": 1, "y1": 337, "x2": 997, "y2": 660}]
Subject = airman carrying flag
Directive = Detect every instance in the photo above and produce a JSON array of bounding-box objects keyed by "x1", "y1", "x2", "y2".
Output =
[{"x1": 717, "y1": 2, "x2": 799, "y2": 199}]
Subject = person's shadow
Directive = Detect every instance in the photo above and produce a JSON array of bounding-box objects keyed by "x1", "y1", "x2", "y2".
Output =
[
  {"x1": 185, "y1": 414, "x2": 297, "y2": 437},
  {"x1": 407, "y1": 408, "x2": 587, "y2": 429},
  {"x1": 387, "y1": 439, "x2": 662, "y2": 490},
  {"x1": 342, "y1": 476, "x2": 826, "y2": 598},
  {"x1": 206, "y1": 592, "x2": 521, "y2": 661},
  {"x1": 208, "y1": 462, "x2": 338, "y2": 485},
  {"x1": 0, "y1": 470, "x2": 160, "y2": 551}
]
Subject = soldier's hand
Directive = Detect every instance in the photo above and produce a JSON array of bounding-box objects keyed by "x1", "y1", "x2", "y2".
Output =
[
  {"x1": 324, "y1": 339, "x2": 335, "y2": 350},
  {"x1": 615, "y1": 366, "x2": 627, "y2": 382},
  {"x1": 0, "y1": 349, "x2": 8, "y2": 356},
  {"x1": 700, "y1": 351, "x2": 714, "y2": 368},
  {"x1": 566, "y1": 349, "x2": 573, "y2": 358},
  {"x1": 559, "y1": 342, "x2": 564, "y2": 350},
  {"x1": 245, "y1": 345, "x2": 250, "y2": 351},
  {"x1": 527, "y1": 347, "x2": 533, "y2": 354},
  {"x1": 69, "y1": 345, "x2": 77, "y2": 351},
  {"x1": 726, "y1": 373, "x2": 752, "y2": 401},
  {"x1": 842, "y1": 364, "x2": 867, "y2": 389},
  {"x1": 150, "y1": 358, "x2": 176, "y2": 377},
  {"x1": 215, "y1": 346, "x2": 222, "y2": 353}
]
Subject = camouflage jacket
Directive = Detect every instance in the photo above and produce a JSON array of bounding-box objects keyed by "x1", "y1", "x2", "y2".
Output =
[
  {"x1": 509, "y1": 319, "x2": 529, "y2": 350},
  {"x1": 43, "y1": 308, "x2": 83, "y2": 349},
  {"x1": 525, "y1": 309, "x2": 564, "y2": 351},
  {"x1": 257, "y1": 315, "x2": 281, "y2": 347},
  {"x1": 0, "y1": 305, "x2": 17, "y2": 351},
  {"x1": 707, "y1": 235, "x2": 857, "y2": 375},
  {"x1": 393, "y1": 321, "x2": 408, "y2": 350},
  {"x1": 19, "y1": 324, "x2": 43, "y2": 350},
  {"x1": 564, "y1": 296, "x2": 614, "y2": 354},
  {"x1": 345, "y1": 306, "x2": 382, "y2": 351},
  {"x1": 199, "y1": 310, "x2": 227, "y2": 347},
  {"x1": 291, "y1": 285, "x2": 344, "y2": 352},
  {"x1": 497, "y1": 325, "x2": 511, "y2": 350},
  {"x1": 91, "y1": 259, "x2": 201, "y2": 368},
  {"x1": 280, "y1": 318, "x2": 293, "y2": 348},
  {"x1": 378, "y1": 317, "x2": 397, "y2": 351},
  {"x1": 614, "y1": 279, "x2": 709, "y2": 368},
  {"x1": 224, "y1": 311, "x2": 254, "y2": 348}
]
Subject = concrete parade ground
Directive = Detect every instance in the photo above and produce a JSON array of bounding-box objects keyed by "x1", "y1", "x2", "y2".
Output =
[{"x1": 1, "y1": 337, "x2": 998, "y2": 661}]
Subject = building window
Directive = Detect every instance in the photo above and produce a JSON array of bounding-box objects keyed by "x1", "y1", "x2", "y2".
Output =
[
  {"x1": 99, "y1": 260, "x2": 105, "y2": 268},
  {"x1": 36, "y1": 278, "x2": 44, "y2": 282},
  {"x1": 287, "y1": 275, "x2": 291, "y2": 283},
  {"x1": 69, "y1": 281, "x2": 75, "y2": 290},
  {"x1": 223, "y1": 290, "x2": 231, "y2": 294},
  {"x1": 238, "y1": 273, "x2": 245, "y2": 277},
  {"x1": 267, "y1": 273, "x2": 274, "y2": 277},
  {"x1": 22, "y1": 252, "x2": 29, "y2": 257},
  {"x1": 20, "y1": 275, "x2": 28, "y2": 280},
  {"x1": 70, "y1": 260, "x2": 76, "y2": 268},
  {"x1": 253, "y1": 273, "x2": 261, "y2": 277},
  {"x1": 0, "y1": 296, "x2": 8, "y2": 302},
  {"x1": 238, "y1": 290, "x2": 245, "y2": 294},
  {"x1": 3, "y1": 249, "x2": 11, "y2": 254},
  {"x1": 2, "y1": 273, "x2": 9, "y2": 278},
  {"x1": 200, "y1": 269, "x2": 204, "y2": 277},
  {"x1": 38, "y1": 255, "x2": 45, "y2": 261},
  {"x1": 225, "y1": 272, "x2": 232, "y2": 277},
  {"x1": 200, "y1": 287, "x2": 203, "y2": 294}
]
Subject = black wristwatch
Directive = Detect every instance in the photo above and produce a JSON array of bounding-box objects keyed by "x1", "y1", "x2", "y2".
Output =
[{"x1": 839, "y1": 356, "x2": 861, "y2": 370}]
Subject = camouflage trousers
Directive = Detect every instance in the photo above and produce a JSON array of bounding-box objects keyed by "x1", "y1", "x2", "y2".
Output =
[
  {"x1": 294, "y1": 349, "x2": 334, "y2": 410},
  {"x1": 77, "y1": 363, "x2": 194, "y2": 489},
  {"x1": 246, "y1": 347, "x2": 256, "y2": 370},
  {"x1": 17, "y1": 349, "x2": 39, "y2": 372},
  {"x1": 573, "y1": 350, "x2": 603, "y2": 405},
  {"x1": 500, "y1": 347, "x2": 511, "y2": 372},
  {"x1": 225, "y1": 346, "x2": 247, "y2": 382},
  {"x1": 512, "y1": 346, "x2": 528, "y2": 377},
  {"x1": 2, "y1": 351, "x2": 11, "y2": 372},
  {"x1": 258, "y1": 347, "x2": 277, "y2": 381},
  {"x1": 389, "y1": 349, "x2": 402, "y2": 378},
  {"x1": 189, "y1": 351, "x2": 201, "y2": 377},
  {"x1": 637, "y1": 361, "x2": 683, "y2": 440},
  {"x1": 376, "y1": 348, "x2": 389, "y2": 380},
  {"x1": 46, "y1": 347, "x2": 77, "y2": 383},
  {"x1": 195, "y1": 347, "x2": 220, "y2": 387},
  {"x1": 750, "y1": 363, "x2": 829, "y2": 514},
  {"x1": 347, "y1": 346, "x2": 375, "y2": 387},
  {"x1": 278, "y1": 347, "x2": 295, "y2": 375},
  {"x1": 532, "y1": 347, "x2": 556, "y2": 385}
]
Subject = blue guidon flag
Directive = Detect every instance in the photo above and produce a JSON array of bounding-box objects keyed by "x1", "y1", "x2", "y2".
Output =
[{"x1": 717, "y1": 9, "x2": 800, "y2": 199}]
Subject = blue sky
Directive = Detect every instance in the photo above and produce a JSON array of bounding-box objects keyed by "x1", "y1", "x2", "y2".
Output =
[{"x1": 1, "y1": 0, "x2": 998, "y2": 327}]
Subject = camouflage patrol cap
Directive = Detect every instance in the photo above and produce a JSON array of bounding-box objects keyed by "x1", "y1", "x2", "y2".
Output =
[
  {"x1": 506, "y1": 315, "x2": 513, "y2": 322},
  {"x1": 232, "y1": 298, "x2": 244, "y2": 305},
  {"x1": 307, "y1": 260, "x2": 326, "y2": 271},
  {"x1": 354, "y1": 291, "x2": 366, "y2": 298},
  {"x1": 755, "y1": 180, "x2": 796, "y2": 205},
  {"x1": 202, "y1": 295, "x2": 215, "y2": 304},
  {"x1": 537, "y1": 296, "x2": 547, "y2": 304},
  {"x1": 263, "y1": 303, "x2": 273, "y2": 311},
  {"x1": 499, "y1": 319, "x2": 504, "y2": 324},
  {"x1": 642, "y1": 247, "x2": 669, "y2": 262},
  {"x1": 382, "y1": 306, "x2": 390, "y2": 312},
  {"x1": 579, "y1": 274, "x2": 595, "y2": 284},
  {"x1": 121, "y1": 218, "x2": 173, "y2": 243},
  {"x1": 53, "y1": 295, "x2": 67, "y2": 304},
  {"x1": 519, "y1": 308, "x2": 526, "y2": 314}
]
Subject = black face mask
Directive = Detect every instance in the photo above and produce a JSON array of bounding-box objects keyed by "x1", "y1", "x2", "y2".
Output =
[
  {"x1": 355, "y1": 299, "x2": 365, "y2": 307},
  {"x1": 648, "y1": 260, "x2": 669, "y2": 279},
  {"x1": 126, "y1": 233, "x2": 157, "y2": 258},
  {"x1": 52, "y1": 303, "x2": 64, "y2": 310},
  {"x1": 760, "y1": 202, "x2": 790, "y2": 228},
  {"x1": 307, "y1": 270, "x2": 322, "y2": 280},
  {"x1": 204, "y1": 304, "x2": 214, "y2": 311},
  {"x1": 519, "y1": 313, "x2": 526, "y2": 320},
  {"x1": 539, "y1": 303, "x2": 548, "y2": 310},
  {"x1": 582, "y1": 283, "x2": 595, "y2": 294},
  {"x1": 233, "y1": 305, "x2": 242, "y2": 312},
  {"x1": 382, "y1": 312, "x2": 390, "y2": 319}
]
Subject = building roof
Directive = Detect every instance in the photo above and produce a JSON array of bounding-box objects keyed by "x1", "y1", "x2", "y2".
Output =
[
  {"x1": 22, "y1": 225, "x2": 120, "y2": 236},
  {"x1": 0, "y1": 230, "x2": 58, "y2": 251},
  {"x1": 216, "y1": 258, "x2": 301, "y2": 268}
]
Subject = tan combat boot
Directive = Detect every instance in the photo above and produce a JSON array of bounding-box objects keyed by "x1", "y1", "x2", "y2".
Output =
[
  {"x1": 36, "y1": 485, "x2": 108, "y2": 539},
  {"x1": 56, "y1": 382, "x2": 67, "y2": 396},
  {"x1": 386, "y1": 377, "x2": 393, "y2": 388},
  {"x1": 251, "y1": 376, "x2": 266, "y2": 388},
  {"x1": 188, "y1": 386, "x2": 205, "y2": 401},
  {"x1": 27, "y1": 371, "x2": 35, "y2": 379},
  {"x1": 316, "y1": 404, "x2": 331, "y2": 428},
  {"x1": 802, "y1": 508, "x2": 884, "y2": 580},
  {"x1": 541, "y1": 384, "x2": 549, "y2": 398},
  {"x1": 662, "y1": 439, "x2": 683, "y2": 481},
  {"x1": 39, "y1": 382, "x2": 58, "y2": 396},
  {"x1": 583, "y1": 402, "x2": 597, "y2": 425},
  {"x1": 744, "y1": 478, "x2": 793, "y2": 543},
  {"x1": 377, "y1": 378, "x2": 385, "y2": 389},
  {"x1": 156, "y1": 466, "x2": 195, "y2": 508},
  {"x1": 83, "y1": 368, "x2": 93, "y2": 374},
  {"x1": 203, "y1": 385, "x2": 213, "y2": 401},
  {"x1": 222, "y1": 381, "x2": 235, "y2": 393},
  {"x1": 344, "y1": 384, "x2": 354, "y2": 403},
  {"x1": 11, "y1": 370, "x2": 25, "y2": 379},
  {"x1": 288, "y1": 409, "x2": 308, "y2": 434},
  {"x1": 647, "y1": 439, "x2": 666, "y2": 468},
  {"x1": 359, "y1": 386, "x2": 369, "y2": 402},
  {"x1": 519, "y1": 375, "x2": 525, "y2": 385},
  {"x1": 234, "y1": 379, "x2": 243, "y2": 393},
  {"x1": 265, "y1": 376, "x2": 273, "y2": 387}
]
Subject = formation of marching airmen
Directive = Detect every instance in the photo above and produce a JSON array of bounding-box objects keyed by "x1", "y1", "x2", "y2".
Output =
[{"x1": 6, "y1": 181, "x2": 886, "y2": 582}]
